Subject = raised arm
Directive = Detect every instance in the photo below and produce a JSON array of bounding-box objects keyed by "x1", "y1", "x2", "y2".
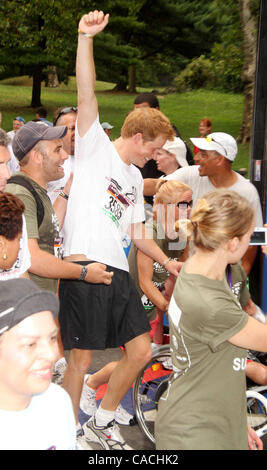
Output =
[{"x1": 76, "y1": 10, "x2": 109, "y2": 137}]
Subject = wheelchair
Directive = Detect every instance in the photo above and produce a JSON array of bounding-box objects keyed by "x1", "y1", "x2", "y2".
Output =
[
  {"x1": 133, "y1": 343, "x2": 172, "y2": 444},
  {"x1": 246, "y1": 352, "x2": 267, "y2": 440},
  {"x1": 246, "y1": 387, "x2": 267, "y2": 438}
]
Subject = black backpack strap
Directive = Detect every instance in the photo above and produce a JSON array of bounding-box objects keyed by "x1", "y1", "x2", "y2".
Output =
[
  {"x1": 7, "y1": 175, "x2": 44, "y2": 228},
  {"x1": 183, "y1": 141, "x2": 194, "y2": 166}
]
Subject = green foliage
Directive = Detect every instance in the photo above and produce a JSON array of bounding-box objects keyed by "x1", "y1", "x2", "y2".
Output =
[
  {"x1": 210, "y1": 43, "x2": 243, "y2": 93},
  {"x1": 173, "y1": 55, "x2": 217, "y2": 92},
  {"x1": 173, "y1": 0, "x2": 248, "y2": 94},
  {"x1": 0, "y1": 0, "x2": 258, "y2": 99},
  {"x1": 0, "y1": 79, "x2": 250, "y2": 171},
  {"x1": 173, "y1": 45, "x2": 243, "y2": 94},
  {"x1": 92, "y1": 0, "x2": 221, "y2": 89}
]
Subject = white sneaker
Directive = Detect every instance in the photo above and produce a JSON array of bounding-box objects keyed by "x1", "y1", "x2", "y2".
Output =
[
  {"x1": 80, "y1": 375, "x2": 97, "y2": 416},
  {"x1": 115, "y1": 404, "x2": 136, "y2": 426},
  {"x1": 52, "y1": 357, "x2": 67, "y2": 385},
  {"x1": 76, "y1": 423, "x2": 95, "y2": 450},
  {"x1": 85, "y1": 417, "x2": 132, "y2": 450},
  {"x1": 151, "y1": 342, "x2": 161, "y2": 353},
  {"x1": 80, "y1": 375, "x2": 135, "y2": 426}
]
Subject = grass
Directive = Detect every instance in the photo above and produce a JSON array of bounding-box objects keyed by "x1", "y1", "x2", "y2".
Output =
[{"x1": 0, "y1": 76, "x2": 249, "y2": 172}]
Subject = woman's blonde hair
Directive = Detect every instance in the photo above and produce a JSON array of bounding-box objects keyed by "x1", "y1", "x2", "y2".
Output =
[
  {"x1": 154, "y1": 180, "x2": 191, "y2": 206},
  {"x1": 176, "y1": 189, "x2": 254, "y2": 251},
  {"x1": 121, "y1": 107, "x2": 175, "y2": 142},
  {"x1": 153, "y1": 181, "x2": 192, "y2": 241}
]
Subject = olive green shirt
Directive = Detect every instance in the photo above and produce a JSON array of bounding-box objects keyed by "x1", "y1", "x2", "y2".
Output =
[
  {"x1": 6, "y1": 173, "x2": 59, "y2": 293},
  {"x1": 230, "y1": 263, "x2": 251, "y2": 308},
  {"x1": 128, "y1": 220, "x2": 185, "y2": 321},
  {"x1": 156, "y1": 265, "x2": 249, "y2": 450}
]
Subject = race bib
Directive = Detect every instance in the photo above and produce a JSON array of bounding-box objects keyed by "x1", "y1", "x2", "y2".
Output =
[
  {"x1": 103, "y1": 178, "x2": 134, "y2": 228},
  {"x1": 141, "y1": 294, "x2": 155, "y2": 311}
]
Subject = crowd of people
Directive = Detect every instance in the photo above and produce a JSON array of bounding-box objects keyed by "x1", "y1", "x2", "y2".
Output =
[{"x1": 0, "y1": 9, "x2": 267, "y2": 451}]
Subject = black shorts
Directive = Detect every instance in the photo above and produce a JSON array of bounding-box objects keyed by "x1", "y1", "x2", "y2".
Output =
[{"x1": 58, "y1": 262, "x2": 151, "y2": 350}]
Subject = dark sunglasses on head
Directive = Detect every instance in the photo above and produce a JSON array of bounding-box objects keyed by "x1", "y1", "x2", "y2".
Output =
[
  {"x1": 53, "y1": 107, "x2": 77, "y2": 126},
  {"x1": 205, "y1": 136, "x2": 228, "y2": 157},
  {"x1": 177, "y1": 200, "x2": 193, "y2": 209}
]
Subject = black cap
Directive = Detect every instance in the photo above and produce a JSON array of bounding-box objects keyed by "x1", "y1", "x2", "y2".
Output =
[
  {"x1": 12, "y1": 121, "x2": 67, "y2": 161},
  {"x1": 0, "y1": 279, "x2": 59, "y2": 336}
]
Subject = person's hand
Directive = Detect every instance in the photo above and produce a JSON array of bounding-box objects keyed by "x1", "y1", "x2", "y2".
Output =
[
  {"x1": 164, "y1": 260, "x2": 183, "y2": 277},
  {"x1": 248, "y1": 425, "x2": 263, "y2": 450},
  {"x1": 85, "y1": 263, "x2": 113, "y2": 285},
  {"x1": 78, "y1": 10, "x2": 109, "y2": 37}
]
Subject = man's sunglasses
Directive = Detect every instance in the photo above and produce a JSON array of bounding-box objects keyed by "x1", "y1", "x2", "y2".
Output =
[{"x1": 53, "y1": 107, "x2": 77, "y2": 126}]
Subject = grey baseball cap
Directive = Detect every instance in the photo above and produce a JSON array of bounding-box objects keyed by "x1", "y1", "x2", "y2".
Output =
[
  {"x1": 12, "y1": 121, "x2": 67, "y2": 161},
  {"x1": 0, "y1": 278, "x2": 59, "y2": 336}
]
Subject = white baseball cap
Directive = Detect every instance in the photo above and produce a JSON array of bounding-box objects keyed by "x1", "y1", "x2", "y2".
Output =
[
  {"x1": 101, "y1": 122, "x2": 114, "y2": 130},
  {"x1": 162, "y1": 137, "x2": 188, "y2": 168},
  {"x1": 190, "y1": 132, "x2": 238, "y2": 161}
]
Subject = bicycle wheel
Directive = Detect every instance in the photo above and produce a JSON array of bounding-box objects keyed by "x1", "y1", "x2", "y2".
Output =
[
  {"x1": 247, "y1": 390, "x2": 267, "y2": 437},
  {"x1": 133, "y1": 345, "x2": 172, "y2": 444}
]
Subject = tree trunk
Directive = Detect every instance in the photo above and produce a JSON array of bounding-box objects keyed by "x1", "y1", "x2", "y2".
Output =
[
  {"x1": 46, "y1": 65, "x2": 59, "y2": 88},
  {"x1": 31, "y1": 66, "x2": 43, "y2": 107},
  {"x1": 128, "y1": 64, "x2": 136, "y2": 93},
  {"x1": 237, "y1": 0, "x2": 258, "y2": 143},
  {"x1": 113, "y1": 68, "x2": 128, "y2": 92},
  {"x1": 112, "y1": 80, "x2": 128, "y2": 92}
]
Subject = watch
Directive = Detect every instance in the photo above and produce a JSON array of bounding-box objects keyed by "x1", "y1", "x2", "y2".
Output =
[{"x1": 79, "y1": 265, "x2": 88, "y2": 281}]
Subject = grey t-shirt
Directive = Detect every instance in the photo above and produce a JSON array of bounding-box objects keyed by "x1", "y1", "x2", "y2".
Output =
[{"x1": 155, "y1": 264, "x2": 249, "y2": 450}]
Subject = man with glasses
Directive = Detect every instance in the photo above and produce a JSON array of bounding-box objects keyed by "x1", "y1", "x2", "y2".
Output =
[{"x1": 144, "y1": 132, "x2": 263, "y2": 275}]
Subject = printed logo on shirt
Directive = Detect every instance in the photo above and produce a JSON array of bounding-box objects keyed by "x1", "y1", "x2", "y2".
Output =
[
  {"x1": 233, "y1": 357, "x2": 247, "y2": 371},
  {"x1": 231, "y1": 281, "x2": 242, "y2": 299}
]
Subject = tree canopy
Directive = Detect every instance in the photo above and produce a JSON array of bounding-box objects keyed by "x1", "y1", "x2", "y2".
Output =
[{"x1": 0, "y1": 0, "x2": 222, "y2": 105}]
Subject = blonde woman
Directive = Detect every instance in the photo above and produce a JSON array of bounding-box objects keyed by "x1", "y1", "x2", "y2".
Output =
[
  {"x1": 156, "y1": 189, "x2": 265, "y2": 450},
  {"x1": 128, "y1": 180, "x2": 192, "y2": 345}
]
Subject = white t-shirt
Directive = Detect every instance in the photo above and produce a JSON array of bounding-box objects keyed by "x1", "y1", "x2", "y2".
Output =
[
  {"x1": 7, "y1": 130, "x2": 15, "y2": 140},
  {"x1": 63, "y1": 116, "x2": 145, "y2": 271},
  {"x1": 0, "y1": 383, "x2": 76, "y2": 450},
  {"x1": 7, "y1": 145, "x2": 20, "y2": 175},
  {"x1": 47, "y1": 155, "x2": 75, "y2": 204},
  {"x1": 0, "y1": 216, "x2": 31, "y2": 280},
  {"x1": 165, "y1": 165, "x2": 263, "y2": 226}
]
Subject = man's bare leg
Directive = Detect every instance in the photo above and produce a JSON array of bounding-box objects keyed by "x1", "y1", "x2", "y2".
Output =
[
  {"x1": 62, "y1": 348, "x2": 92, "y2": 423},
  {"x1": 86, "y1": 361, "x2": 118, "y2": 390},
  {"x1": 98, "y1": 333, "x2": 152, "y2": 414}
]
